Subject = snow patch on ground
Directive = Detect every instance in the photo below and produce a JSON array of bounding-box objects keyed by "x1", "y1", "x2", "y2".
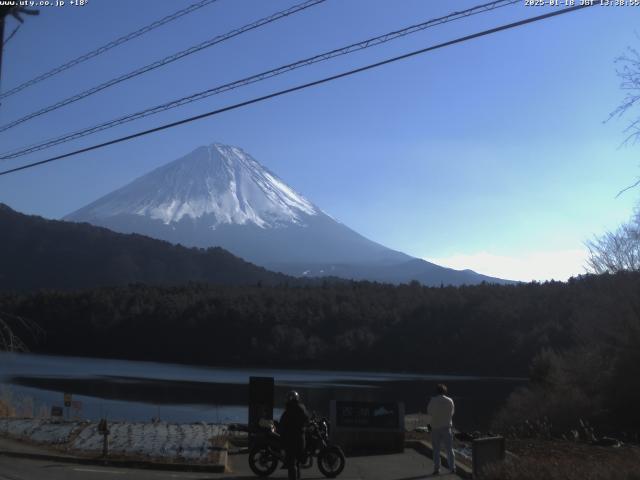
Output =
[
  {"x1": 0, "y1": 418, "x2": 227, "y2": 462},
  {"x1": 0, "y1": 418, "x2": 84, "y2": 444},
  {"x1": 71, "y1": 421, "x2": 226, "y2": 460}
]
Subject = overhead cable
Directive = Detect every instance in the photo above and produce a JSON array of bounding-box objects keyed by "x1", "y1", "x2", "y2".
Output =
[
  {"x1": 2, "y1": 24, "x2": 21, "y2": 47},
  {"x1": 0, "y1": 0, "x2": 326, "y2": 132},
  {"x1": 0, "y1": 0, "x2": 518, "y2": 158},
  {"x1": 0, "y1": 3, "x2": 596, "y2": 178},
  {"x1": 0, "y1": 0, "x2": 220, "y2": 100}
]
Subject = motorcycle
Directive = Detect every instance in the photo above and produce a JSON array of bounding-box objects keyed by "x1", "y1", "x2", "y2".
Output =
[{"x1": 248, "y1": 415, "x2": 346, "y2": 478}]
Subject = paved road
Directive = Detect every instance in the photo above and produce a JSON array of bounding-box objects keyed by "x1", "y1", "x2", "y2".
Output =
[
  {"x1": 0, "y1": 456, "x2": 208, "y2": 480},
  {"x1": 228, "y1": 450, "x2": 461, "y2": 480},
  {"x1": 0, "y1": 449, "x2": 462, "y2": 480}
]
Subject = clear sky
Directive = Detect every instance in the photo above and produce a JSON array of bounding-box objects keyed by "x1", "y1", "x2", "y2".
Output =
[{"x1": 1, "y1": 0, "x2": 639, "y2": 282}]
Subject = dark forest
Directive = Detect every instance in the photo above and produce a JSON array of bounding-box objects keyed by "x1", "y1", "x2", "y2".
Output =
[{"x1": 3, "y1": 271, "x2": 639, "y2": 434}]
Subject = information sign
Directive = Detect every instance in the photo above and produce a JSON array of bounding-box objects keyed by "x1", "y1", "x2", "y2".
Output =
[{"x1": 335, "y1": 401, "x2": 400, "y2": 429}]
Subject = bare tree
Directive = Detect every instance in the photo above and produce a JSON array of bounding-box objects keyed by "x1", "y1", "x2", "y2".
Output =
[
  {"x1": 608, "y1": 46, "x2": 640, "y2": 195},
  {"x1": 0, "y1": 312, "x2": 43, "y2": 352},
  {"x1": 586, "y1": 211, "x2": 640, "y2": 273},
  {"x1": 609, "y1": 47, "x2": 640, "y2": 142},
  {"x1": 585, "y1": 44, "x2": 640, "y2": 273}
]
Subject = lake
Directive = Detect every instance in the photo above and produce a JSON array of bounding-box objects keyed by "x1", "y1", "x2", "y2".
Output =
[{"x1": 0, "y1": 352, "x2": 526, "y2": 430}]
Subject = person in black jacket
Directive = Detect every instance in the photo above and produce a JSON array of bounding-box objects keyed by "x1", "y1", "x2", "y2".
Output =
[{"x1": 279, "y1": 390, "x2": 309, "y2": 480}]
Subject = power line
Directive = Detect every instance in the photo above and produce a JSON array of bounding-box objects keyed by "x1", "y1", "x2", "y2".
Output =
[
  {"x1": 2, "y1": 24, "x2": 20, "y2": 47},
  {"x1": 0, "y1": 3, "x2": 595, "y2": 178},
  {"x1": 0, "y1": 0, "x2": 326, "y2": 133},
  {"x1": 0, "y1": 7, "x2": 39, "y2": 92},
  {"x1": 0, "y1": 0, "x2": 519, "y2": 159},
  {"x1": 0, "y1": 0, "x2": 220, "y2": 100}
]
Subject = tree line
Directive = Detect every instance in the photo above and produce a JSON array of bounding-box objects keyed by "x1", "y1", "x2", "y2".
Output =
[{"x1": 2, "y1": 272, "x2": 640, "y2": 436}]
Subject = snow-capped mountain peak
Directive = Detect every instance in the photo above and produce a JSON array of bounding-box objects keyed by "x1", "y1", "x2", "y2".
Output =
[
  {"x1": 65, "y1": 142, "x2": 511, "y2": 285},
  {"x1": 69, "y1": 143, "x2": 318, "y2": 228}
]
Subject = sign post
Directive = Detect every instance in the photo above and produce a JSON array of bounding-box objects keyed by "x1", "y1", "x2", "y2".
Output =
[
  {"x1": 98, "y1": 419, "x2": 110, "y2": 457},
  {"x1": 248, "y1": 377, "x2": 274, "y2": 447},
  {"x1": 63, "y1": 393, "x2": 72, "y2": 420}
]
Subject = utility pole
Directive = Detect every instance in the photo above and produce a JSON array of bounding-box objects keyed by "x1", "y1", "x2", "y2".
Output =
[
  {"x1": 0, "y1": 6, "x2": 39, "y2": 93},
  {"x1": 0, "y1": 7, "x2": 8, "y2": 86}
]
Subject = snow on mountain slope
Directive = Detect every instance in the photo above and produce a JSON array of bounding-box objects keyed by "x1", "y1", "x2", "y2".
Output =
[
  {"x1": 66, "y1": 142, "x2": 511, "y2": 286},
  {"x1": 69, "y1": 144, "x2": 318, "y2": 228}
]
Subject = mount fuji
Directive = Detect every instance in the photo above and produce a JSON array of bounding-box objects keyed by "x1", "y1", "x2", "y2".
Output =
[{"x1": 66, "y1": 143, "x2": 509, "y2": 286}]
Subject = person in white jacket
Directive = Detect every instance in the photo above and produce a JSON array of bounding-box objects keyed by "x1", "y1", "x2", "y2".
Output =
[{"x1": 427, "y1": 384, "x2": 455, "y2": 475}]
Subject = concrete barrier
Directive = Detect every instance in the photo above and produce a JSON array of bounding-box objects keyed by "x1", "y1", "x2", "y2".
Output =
[{"x1": 472, "y1": 436, "x2": 505, "y2": 478}]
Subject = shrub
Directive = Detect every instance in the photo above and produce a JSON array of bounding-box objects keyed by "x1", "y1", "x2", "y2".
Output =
[{"x1": 479, "y1": 456, "x2": 640, "y2": 480}]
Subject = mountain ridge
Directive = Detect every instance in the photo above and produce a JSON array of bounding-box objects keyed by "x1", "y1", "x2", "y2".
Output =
[
  {"x1": 0, "y1": 203, "x2": 296, "y2": 291},
  {"x1": 65, "y1": 142, "x2": 512, "y2": 286},
  {"x1": 67, "y1": 144, "x2": 319, "y2": 229}
]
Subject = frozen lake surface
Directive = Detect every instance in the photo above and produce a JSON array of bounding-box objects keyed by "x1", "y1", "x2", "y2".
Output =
[{"x1": 0, "y1": 352, "x2": 525, "y2": 428}]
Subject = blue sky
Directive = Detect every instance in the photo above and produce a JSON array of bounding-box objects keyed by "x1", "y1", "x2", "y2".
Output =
[{"x1": 1, "y1": 0, "x2": 639, "y2": 281}]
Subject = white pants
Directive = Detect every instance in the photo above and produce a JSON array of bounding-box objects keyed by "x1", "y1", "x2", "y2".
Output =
[{"x1": 432, "y1": 426, "x2": 455, "y2": 471}]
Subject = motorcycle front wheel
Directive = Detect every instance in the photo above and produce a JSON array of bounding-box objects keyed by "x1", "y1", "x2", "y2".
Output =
[
  {"x1": 317, "y1": 445, "x2": 346, "y2": 478},
  {"x1": 248, "y1": 445, "x2": 279, "y2": 477}
]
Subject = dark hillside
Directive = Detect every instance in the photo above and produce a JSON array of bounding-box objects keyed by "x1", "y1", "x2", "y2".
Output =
[{"x1": 0, "y1": 203, "x2": 293, "y2": 290}]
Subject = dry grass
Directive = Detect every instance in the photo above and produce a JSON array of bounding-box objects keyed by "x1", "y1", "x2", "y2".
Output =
[
  {"x1": 0, "y1": 387, "x2": 48, "y2": 418},
  {"x1": 480, "y1": 439, "x2": 640, "y2": 480},
  {"x1": 0, "y1": 388, "x2": 16, "y2": 417},
  {"x1": 0, "y1": 398, "x2": 14, "y2": 417},
  {"x1": 480, "y1": 456, "x2": 640, "y2": 480}
]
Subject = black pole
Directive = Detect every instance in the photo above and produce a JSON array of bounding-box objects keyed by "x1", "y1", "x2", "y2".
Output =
[
  {"x1": 0, "y1": 7, "x2": 39, "y2": 96},
  {"x1": 0, "y1": 14, "x2": 5, "y2": 90}
]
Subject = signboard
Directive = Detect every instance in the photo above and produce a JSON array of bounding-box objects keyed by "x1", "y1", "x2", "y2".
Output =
[
  {"x1": 335, "y1": 401, "x2": 400, "y2": 429},
  {"x1": 248, "y1": 377, "x2": 274, "y2": 432},
  {"x1": 330, "y1": 400, "x2": 405, "y2": 454},
  {"x1": 51, "y1": 406, "x2": 63, "y2": 417},
  {"x1": 63, "y1": 393, "x2": 72, "y2": 407},
  {"x1": 70, "y1": 400, "x2": 83, "y2": 418}
]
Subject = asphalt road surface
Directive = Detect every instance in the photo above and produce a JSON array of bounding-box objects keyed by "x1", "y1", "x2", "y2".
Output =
[{"x1": 0, "y1": 449, "x2": 463, "y2": 480}]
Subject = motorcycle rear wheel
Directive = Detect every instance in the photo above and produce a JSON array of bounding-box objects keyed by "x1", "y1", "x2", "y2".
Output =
[
  {"x1": 248, "y1": 445, "x2": 279, "y2": 477},
  {"x1": 317, "y1": 445, "x2": 346, "y2": 478}
]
